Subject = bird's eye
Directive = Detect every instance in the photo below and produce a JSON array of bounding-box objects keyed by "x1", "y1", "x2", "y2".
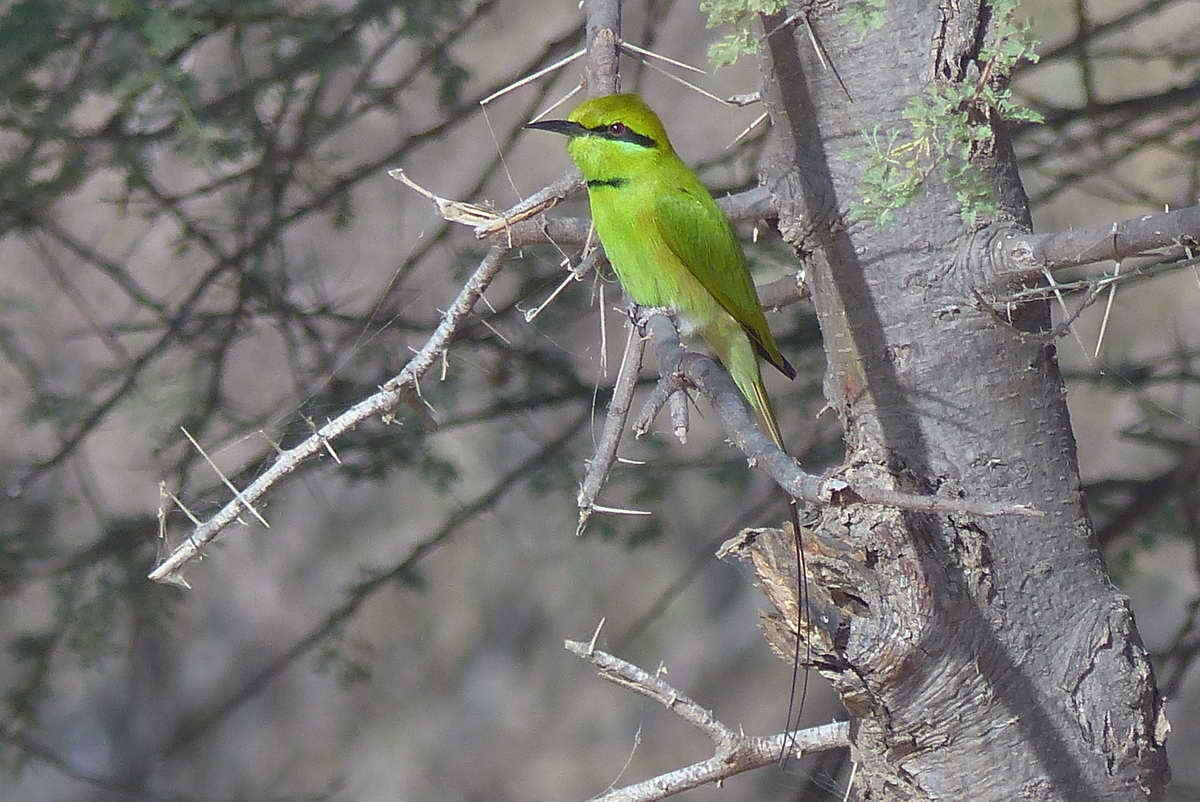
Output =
[{"x1": 608, "y1": 122, "x2": 627, "y2": 136}]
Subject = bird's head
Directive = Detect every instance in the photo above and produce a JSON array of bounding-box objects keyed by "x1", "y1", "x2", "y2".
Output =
[{"x1": 525, "y1": 93, "x2": 674, "y2": 180}]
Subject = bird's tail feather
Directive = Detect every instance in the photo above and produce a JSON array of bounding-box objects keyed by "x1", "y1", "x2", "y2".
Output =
[
  {"x1": 747, "y1": 376, "x2": 811, "y2": 764},
  {"x1": 749, "y1": 378, "x2": 785, "y2": 451}
]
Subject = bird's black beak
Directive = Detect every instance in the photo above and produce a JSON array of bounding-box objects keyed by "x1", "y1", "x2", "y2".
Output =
[{"x1": 524, "y1": 119, "x2": 587, "y2": 138}]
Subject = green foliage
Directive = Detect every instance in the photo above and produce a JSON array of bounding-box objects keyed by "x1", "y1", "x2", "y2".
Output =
[
  {"x1": 700, "y1": 0, "x2": 788, "y2": 68},
  {"x1": 316, "y1": 630, "x2": 375, "y2": 688},
  {"x1": 5, "y1": 631, "x2": 55, "y2": 721},
  {"x1": 849, "y1": 0, "x2": 1043, "y2": 227},
  {"x1": 625, "y1": 519, "x2": 665, "y2": 549},
  {"x1": 62, "y1": 577, "x2": 122, "y2": 667},
  {"x1": 838, "y1": 0, "x2": 888, "y2": 36}
]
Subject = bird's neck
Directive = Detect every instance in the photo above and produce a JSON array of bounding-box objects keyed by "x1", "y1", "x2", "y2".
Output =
[{"x1": 568, "y1": 140, "x2": 673, "y2": 190}]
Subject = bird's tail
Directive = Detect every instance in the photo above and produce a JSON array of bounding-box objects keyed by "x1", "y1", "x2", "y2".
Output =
[
  {"x1": 743, "y1": 372, "x2": 811, "y2": 764},
  {"x1": 715, "y1": 323, "x2": 810, "y2": 759},
  {"x1": 747, "y1": 377, "x2": 786, "y2": 452}
]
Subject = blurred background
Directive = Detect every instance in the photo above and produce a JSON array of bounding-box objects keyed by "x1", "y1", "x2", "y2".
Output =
[{"x1": 0, "y1": 1, "x2": 1197, "y2": 799}]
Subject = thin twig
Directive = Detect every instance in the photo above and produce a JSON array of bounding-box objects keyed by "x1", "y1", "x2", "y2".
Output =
[
  {"x1": 149, "y1": 245, "x2": 512, "y2": 585},
  {"x1": 667, "y1": 386, "x2": 689, "y2": 444},
  {"x1": 1003, "y1": 255, "x2": 1197, "y2": 304},
  {"x1": 577, "y1": 316, "x2": 648, "y2": 536},
  {"x1": 1094, "y1": 259, "x2": 1121, "y2": 358},
  {"x1": 633, "y1": 314, "x2": 686, "y2": 440},
  {"x1": 179, "y1": 427, "x2": 269, "y2": 528},
  {"x1": 472, "y1": 171, "x2": 586, "y2": 239},
  {"x1": 522, "y1": 243, "x2": 601, "y2": 323},
  {"x1": 564, "y1": 640, "x2": 849, "y2": 801}
]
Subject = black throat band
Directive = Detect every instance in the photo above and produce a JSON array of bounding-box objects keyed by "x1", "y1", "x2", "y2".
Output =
[{"x1": 586, "y1": 177, "x2": 628, "y2": 189}]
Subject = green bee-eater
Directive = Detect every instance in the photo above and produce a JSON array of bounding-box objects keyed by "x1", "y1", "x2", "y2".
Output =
[
  {"x1": 526, "y1": 93, "x2": 796, "y2": 451},
  {"x1": 527, "y1": 94, "x2": 809, "y2": 743}
]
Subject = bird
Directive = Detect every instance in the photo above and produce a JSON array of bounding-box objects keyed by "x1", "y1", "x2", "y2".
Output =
[{"x1": 526, "y1": 93, "x2": 811, "y2": 750}]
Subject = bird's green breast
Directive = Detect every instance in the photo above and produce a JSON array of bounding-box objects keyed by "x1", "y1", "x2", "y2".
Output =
[{"x1": 585, "y1": 173, "x2": 729, "y2": 331}]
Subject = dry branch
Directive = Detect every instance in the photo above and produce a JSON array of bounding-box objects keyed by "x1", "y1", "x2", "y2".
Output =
[
  {"x1": 159, "y1": 414, "x2": 588, "y2": 756},
  {"x1": 633, "y1": 314, "x2": 688, "y2": 443},
  {"x1": 148, "y1": 245, "x2": 511, "y2": 585},
  {"x1": 577, "y1": 316, "x2": 648, "y2": 536},
  {"x1": 994, "y1": 204, "x2": 1200, "y2": 276},
  {"x1": 564, "y1": 639, "x2": 849, "y2": 801}
]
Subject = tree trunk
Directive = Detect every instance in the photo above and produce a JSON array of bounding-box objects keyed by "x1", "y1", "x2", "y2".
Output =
[{"x1": 742, "y1": 2, "x2": 1170, "y2": 798}]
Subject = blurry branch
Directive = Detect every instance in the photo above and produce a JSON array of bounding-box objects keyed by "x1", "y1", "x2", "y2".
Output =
[
  {"x1": 14, "y1": 17, "x2": 588, "y2": 497},
  {"x1": 642, "y1": 313, "x2": 1040, "y2": 518},
  {"x1": 1020, "y1": 80, "x2": 1200, "y2": 135},
  {"x1": 81, "y1": 1, "x2": 471, "y2": 146},
  {"x1": 0, "y1": 725, "x2": 200, "y2": 802},
  {"x1": 331, "y1": 0, "x2": 502, "y2": 132},
  {"x1": 159, "y1": 411, "x2": 588, "y2": 757},
  {"x1": 616, "y1": 484, "x2": 782, "y2": 651},
  {"x1": 152, "y1": 14, "x2": 583, "y2": 211},
  {"x1": 1159, "y1": 593, "x2": 1200, "y2": 698},
  {"x1": 149, "y1": 245, "x2": 511, "y2": 585},
  {"x1": 10, "y1": 261, "x2": 233, "y2": 496},
  {"x1": 1020, "y1": 109, "x2": 1199, "y2": 208},
  {"x1": 1023, "y1": 0, "x2": 1182, "y2": 69},
  {"x1": 564, "y1": 639, "x2": 849, "y2": 801},
  {"x1": 991, "y1": 205, "x2": 1200, "y2": 277},
  {"x1": 1093, "y1": 444, "x2": 1200, "y2": 548},
  {"x1": 1112, "y1": 446, "x2": 1200, "y2": 697},
  {"x1": 32, "y1": 218, "x2": 167, "y2": 317}
]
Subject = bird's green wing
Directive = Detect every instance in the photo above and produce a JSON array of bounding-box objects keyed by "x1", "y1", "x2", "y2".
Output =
[{"x1": 653, "y1": 185, "x2": 795, "y2": 379}]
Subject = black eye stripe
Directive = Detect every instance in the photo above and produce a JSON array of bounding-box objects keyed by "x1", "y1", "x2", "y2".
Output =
[{"x1": 586, "y1": 122, "x2": 656, "y2": 149}]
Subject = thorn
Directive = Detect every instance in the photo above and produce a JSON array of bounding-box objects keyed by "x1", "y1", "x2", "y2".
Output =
[
  {"x1": 588, "y1": 617, "x2": 606, "y2": 654},
  {"x1": 480, "y1": 48, "x2": 586, "y2": 105},
  {"x1": 590, "y1": 503, "x2": 653, "y2": 516},
  {"x1": 1094, "y1": 260, "x2": 1121, "y2": 359},
  {"x1": 180, "y1": 428, "x2": 268, "y2": 526},
  {"x1": 618, "y1": 40, "x2": 707, "y2": 74},
  {"x1": 529, "y1": 81, "x2": 584, "y2": 123},
  {"x1": 639, "y1": 58, "x2": 731, "y2": 106},
  {"x1": 726, "y1": 110, "x2": 769, "y2": 149}
]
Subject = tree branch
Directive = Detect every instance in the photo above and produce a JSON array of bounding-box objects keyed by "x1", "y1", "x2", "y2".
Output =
[
  {"x1": 564, "y1": 639, "x2": 849, "y2": 801},
  {"x1": 642, "y1": 314, "x2": 1041, "y2": 519},
  {"x1": 158, "y1": 412, "x2": 587, "y2": 756},
  {"x1": 148, "y1": 245, "x2": 512, "y2": 585},
  {"x1": 584, "y1": 0, "x2": 622, "y2": 96},
  {"x1": 633, "y1": 314, "x2": 689, "y2": 443},
  {"x1": 992, "y1": 204, "x2": 1200, "y2": 276},
  {"x1": 576, "y1": 315, "x2": 648, "y2": 536}
]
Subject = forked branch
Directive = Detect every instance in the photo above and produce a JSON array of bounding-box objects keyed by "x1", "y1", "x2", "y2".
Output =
[{"x1": 565, "y1": 638, "x2": 849, "y2": 801}]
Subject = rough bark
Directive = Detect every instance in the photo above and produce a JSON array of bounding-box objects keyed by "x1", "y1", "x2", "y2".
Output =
[{"x1": 735, "y1": 2, "x2": 1171, "y2": 799}]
